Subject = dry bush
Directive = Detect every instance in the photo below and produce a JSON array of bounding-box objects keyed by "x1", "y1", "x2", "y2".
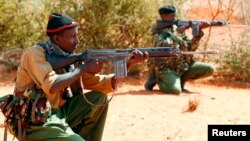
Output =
[
  {"x1": 0, "y1": 48, "x2": 23, "y2": 72},
  {"x1": 184, "y1": 0, "x2": 250, "y2": 83},
  {"x1": 183, "y1": 98, "x2": 199, "y2": 113}
]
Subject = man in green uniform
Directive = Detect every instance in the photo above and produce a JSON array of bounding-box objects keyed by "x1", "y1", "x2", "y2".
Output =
[
  {"x1": 0, "y1": 13, "x2": 148, "y2": 141},
  {"x1": 144, "y1": 5, "x2": 215, "y2": 94}
]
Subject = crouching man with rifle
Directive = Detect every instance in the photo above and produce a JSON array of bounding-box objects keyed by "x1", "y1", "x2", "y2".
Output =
[
  {"x1": 0, "y1": 13, "x2": 149, "y2": 141},
  {"x1": 145, "y1": 5, "x2": 217, "y2": 94}
]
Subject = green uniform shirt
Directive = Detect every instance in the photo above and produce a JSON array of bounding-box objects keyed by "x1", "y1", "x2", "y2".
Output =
[{"x1": 149, "y1": 24, "x2": 203, "y2": 75}]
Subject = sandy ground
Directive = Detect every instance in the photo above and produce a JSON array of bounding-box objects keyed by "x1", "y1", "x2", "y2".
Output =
[
  {"x1": 0, "y1": 1, "x2": 249, "y2": 140},
  {"x1": 0, "y1": 76, "x2": 249, "y2": 141}
]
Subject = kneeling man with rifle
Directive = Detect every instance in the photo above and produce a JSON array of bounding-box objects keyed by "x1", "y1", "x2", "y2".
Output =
[{"x1": 145, "y1": 5, "x2": 220, "y2": 94}]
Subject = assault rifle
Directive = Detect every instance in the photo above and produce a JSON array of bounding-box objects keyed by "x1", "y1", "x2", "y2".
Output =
[
  {"x1": 153, "y1": 19, "x2": 229, "y2": 36},
  {"x1": 45, "y1": 47, "x2": 217, "y2": 78}
]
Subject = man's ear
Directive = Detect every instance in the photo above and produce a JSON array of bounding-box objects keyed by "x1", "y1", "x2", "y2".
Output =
[{"x1": 52, "y1": 34, "x2": 60, "y2": 44}]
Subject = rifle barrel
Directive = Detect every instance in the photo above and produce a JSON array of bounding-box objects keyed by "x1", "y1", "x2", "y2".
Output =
[{"x1": 181, "y1": 50, "x2": 218, "y2": 55}]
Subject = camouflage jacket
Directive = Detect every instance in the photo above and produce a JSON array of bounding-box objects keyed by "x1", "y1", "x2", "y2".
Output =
[{"x1": 148, "y1": 24, "x2": 204, "y2": 75}]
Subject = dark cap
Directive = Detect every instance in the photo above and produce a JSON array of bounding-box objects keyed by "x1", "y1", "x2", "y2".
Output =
[
  {"x1": 46, "y1": 13, "x2": 78, "y2": 35},
  {"x1": 159, "y1": 5, "x2": 176, "y2": 15}
]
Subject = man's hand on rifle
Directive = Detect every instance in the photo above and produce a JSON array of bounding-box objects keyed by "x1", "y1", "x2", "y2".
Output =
[
  {"x1": 83, "y1": 59, "x2": 107, "y2": 75},
  {"x1": 177, "y1": 25, "x2": 189, "y2": 34},
  {"x1": 127, "y1": 49, "x2": 149, "y2": 70}
]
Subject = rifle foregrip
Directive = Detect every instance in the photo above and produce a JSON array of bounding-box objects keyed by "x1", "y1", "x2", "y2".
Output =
[{"x1": 137, "y1": 47, "x2": 177, "y2": 57}]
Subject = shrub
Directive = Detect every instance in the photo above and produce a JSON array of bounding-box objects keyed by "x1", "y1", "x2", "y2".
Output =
[
  {"x1": 217, "y1": 42, "x2": 250, "y2": 83},
  {"x1": 0, "y1": 1, "x2": 47, "y2": 51},
  {"x1": 0, "y1": 0, "x2": 187, "y2": 74}
]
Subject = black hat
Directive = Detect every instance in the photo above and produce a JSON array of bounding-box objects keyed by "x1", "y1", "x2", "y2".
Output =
[
  {"x1": 46, "y1": 13, "x2": 78, "y2": 35},
  {"x1": 159, "y1": 5, "x2": 176, "y2": 15}
]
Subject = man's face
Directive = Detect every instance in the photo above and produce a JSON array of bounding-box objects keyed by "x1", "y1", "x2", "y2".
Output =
[
  {"x1": 53, "y1": 27, "x2": 80, "y2": 54},
  {"x1": 161, "y1": 13, "x2": 176, "y2": 21}
]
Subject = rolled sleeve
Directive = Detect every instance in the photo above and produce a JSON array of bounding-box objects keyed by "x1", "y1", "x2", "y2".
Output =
[
  {"x1": 42, "y1": 71, "x2": 58, "y2": 94},
  {"x1": 81, "y1": 72, "x2": 115, "y2": 94}
]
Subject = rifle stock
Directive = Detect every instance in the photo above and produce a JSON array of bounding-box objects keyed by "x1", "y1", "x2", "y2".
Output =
[
  {"x1": 45, "y1": 47, "x2": 217, "y2": 78},
  {"x1": 44, "y1": 54, "x2": 82, "y2": 70}
]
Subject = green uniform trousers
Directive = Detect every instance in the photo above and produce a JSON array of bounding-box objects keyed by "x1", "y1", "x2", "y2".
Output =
[
  {"x1": 22, "y1": 91, "x2": 108, "y2": 141},
  {"x1": 158, "y1": 62, "x2": 215, "y2": 94}
]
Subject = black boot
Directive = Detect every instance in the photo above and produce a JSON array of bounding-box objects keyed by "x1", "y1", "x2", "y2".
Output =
[{"x1": 144, "y1": 71, "x2": 157, "y2": 91}]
